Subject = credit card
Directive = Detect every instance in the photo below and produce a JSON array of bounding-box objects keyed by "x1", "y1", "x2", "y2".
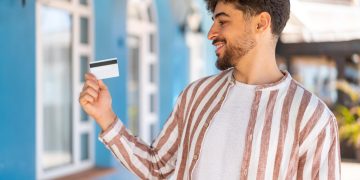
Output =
[{"x1": 89, "y1": 58, "x2": 119, "y2": 80}]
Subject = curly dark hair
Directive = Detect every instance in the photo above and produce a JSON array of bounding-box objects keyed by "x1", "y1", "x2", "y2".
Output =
[{"x1": 205, "y1": 0, "x2": 290, "y2": 37}]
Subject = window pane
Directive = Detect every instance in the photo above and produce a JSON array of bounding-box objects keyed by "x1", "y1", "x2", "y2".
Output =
[
  {"x1": 79, "y1": 0, "x2": 88, "y2": 6},
  {"x1": 149, "y1": 63, "x2": 156, "y2": 83},
  {"x1": 150, "y1": 122, "x2": 157, "y2": 141},
  {"x1": 80, "y1": 108, "x2": 89, "y2": 122},
  {"x1": 150, "y1": 93, "x2": 156, "y2": 113},
  {"x1": 41, "y1": 6, "x2": 73, "y2": 170},
  {"x1": 127, "y1": 36, "x2": 140, "y2": 136},
  {"x1": 80, "y1": 17, "x2": 89, "y2": 44},
  {"x1": 147, "y1": 6, "x2": 154, "y2": 22},
  {"x1": 149, "y1": 33, "x2": 155, "y2": 53},
  {"x1": 81, "y1": 133, "x2": 89, "y2": 161},
  {"x1": 80, "y1": 55, "x2": 89, "y2": 82}
]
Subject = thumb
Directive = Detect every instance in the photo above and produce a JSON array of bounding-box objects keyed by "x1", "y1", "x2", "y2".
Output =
[{"x1": 98, "y1": 80, "x2": 108, "y2": 90}]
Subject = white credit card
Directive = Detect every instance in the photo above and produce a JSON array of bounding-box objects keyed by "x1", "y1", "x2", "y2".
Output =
[{"x1": 89, "y1": 58, "x2": 119, "y2": 80}]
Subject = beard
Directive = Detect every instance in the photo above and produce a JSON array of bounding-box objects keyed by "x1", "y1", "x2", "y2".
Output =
[{"x1": 215, "y1": 34, "x2": 256, "y2": 71}]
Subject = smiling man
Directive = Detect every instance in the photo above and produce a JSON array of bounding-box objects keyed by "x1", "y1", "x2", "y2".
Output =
[{"x1": 79, "y1": 0, "x2": 341, "y2": 179}]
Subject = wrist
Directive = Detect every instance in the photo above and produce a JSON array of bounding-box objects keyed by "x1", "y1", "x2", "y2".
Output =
[{"x1": 98, "y1": 110, "x2": 117, "y2": 131}]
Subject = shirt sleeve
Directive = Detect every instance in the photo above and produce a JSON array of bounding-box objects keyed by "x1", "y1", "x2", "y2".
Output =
[
  {"x1": 98, "y1": 91, "x2": 186, "y2": 180},
  {"x1": 297, "y1": 116, "x2": 341, "y2": 180}
]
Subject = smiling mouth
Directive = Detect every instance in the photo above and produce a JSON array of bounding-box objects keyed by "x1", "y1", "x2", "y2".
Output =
[{"x1": 215, "y1": 43, "x2": 225, "y2": 55}]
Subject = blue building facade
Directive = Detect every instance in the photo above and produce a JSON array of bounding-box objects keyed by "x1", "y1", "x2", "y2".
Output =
[{"x1": 0, "y1": 0, "x2": 216, "y2": 179}]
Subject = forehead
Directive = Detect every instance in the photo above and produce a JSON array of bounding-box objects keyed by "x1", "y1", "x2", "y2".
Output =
[{"x1": 213, "y1": 2, "x2": 245, "y2": 19}]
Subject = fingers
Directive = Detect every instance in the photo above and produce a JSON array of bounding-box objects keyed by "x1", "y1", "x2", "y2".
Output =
[
  {"x1": 79, "y1": 93, "x2": 95, "y2": 105},
  {"x1": 80, "y1": 73, "x2": 100, "y2": 105},
  {"x1": 85, "y1": 73, "x2": 97, "y2": 81},
  {"x1": 85, "y1": 87, "x2": 99, "y2": 99},
  {"x1": 98, "y1": 79, "x2": 108, "y2": 90},
  {"x1": 84, "y1": 73, "x2": 108, "y2": 91},
  {"x1": 83, "y1": 79, "x2": 99, "y2": 92},
  {"x1": 83, "y1": 73, "x2": 99, "y2": 91}
]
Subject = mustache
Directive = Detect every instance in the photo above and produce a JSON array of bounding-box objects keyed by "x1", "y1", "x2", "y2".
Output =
[{"x1": 212, "y1": 38, "x2": 226, "y2": 45}]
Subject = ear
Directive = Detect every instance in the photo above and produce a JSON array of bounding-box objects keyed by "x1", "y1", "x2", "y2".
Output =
[{"x1": 255, "y1": 12, "x2": 271, "y2": 33}]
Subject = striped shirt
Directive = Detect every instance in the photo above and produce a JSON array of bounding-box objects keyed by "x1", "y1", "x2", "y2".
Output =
[{"x1": 99, "y1": 68, "x2": 341, "y2": 180}]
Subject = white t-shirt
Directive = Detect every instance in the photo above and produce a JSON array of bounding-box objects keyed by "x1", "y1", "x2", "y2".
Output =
[{"x1": 192, "y1": 80, "x2": 256, "y2": 180}]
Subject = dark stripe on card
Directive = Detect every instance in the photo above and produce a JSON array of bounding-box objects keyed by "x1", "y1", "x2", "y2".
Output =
[{"x1": 90, "y1": 59, "x2": 117, "y2": 68}]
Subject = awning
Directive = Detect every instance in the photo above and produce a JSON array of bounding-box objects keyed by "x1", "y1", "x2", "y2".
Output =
[{"x1": 281, "y1": 1, "x2": 360, "y2": 43}]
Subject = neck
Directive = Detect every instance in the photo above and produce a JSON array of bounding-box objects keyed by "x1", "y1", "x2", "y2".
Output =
[{"x1": 232, "y1": 46, "x2": 284, "y2": 85}]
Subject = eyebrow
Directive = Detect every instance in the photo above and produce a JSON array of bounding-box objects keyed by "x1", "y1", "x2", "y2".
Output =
[{"x1": 212, "y1": 12, "x2": 230, "y2": 21}]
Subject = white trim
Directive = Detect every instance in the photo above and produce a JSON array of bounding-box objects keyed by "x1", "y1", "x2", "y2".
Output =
[
  {"x1": 35, "y1": 2, "x2": 43, "y2": 179},
  {"x1": 127, "y1": 0, "x2": 160, "y2": 144},
  {"x1": 36, "y1": 0, "x2": 94, "y2": 179}
]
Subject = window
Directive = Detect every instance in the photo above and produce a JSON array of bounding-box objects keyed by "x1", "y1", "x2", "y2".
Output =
[
  {"x1": 80, "y1": 17, "x2": 89, "y2": 44},
  {"x1": 36, "y1": 0, "x2": 94, "y2": 179},
  {"x1": 40, "y1": 6, "x2": 73, "y2": 170},
  {"x1": 79, "y1": 0, "x2": 88, "y2": 6},
  {"x1": 127, "y1": 0, "x2": 159, "y2": 144},
  {"x1": 127, "y1": 36, "x2": 140, "y2": 136}
]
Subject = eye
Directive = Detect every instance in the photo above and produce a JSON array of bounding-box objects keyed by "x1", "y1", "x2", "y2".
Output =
[{"x1": 218, "y1": 20, "x2": 226, "y2": 26}]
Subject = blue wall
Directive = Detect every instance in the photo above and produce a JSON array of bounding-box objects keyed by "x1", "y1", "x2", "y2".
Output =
[
  {"x1": 155, "y1": 0, "x2": 190, "y2": 127},
  {"x1": 0, "y1": 0, "x2": 36, "y2": 179},
  {"x1": 93, "y1": 0, "x2": 129, "y2": 168},
  {"x1": 94, "y1": 0, "x2": 190, "y2": 166}
]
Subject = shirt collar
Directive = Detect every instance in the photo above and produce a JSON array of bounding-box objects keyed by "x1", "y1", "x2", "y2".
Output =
[{"x1": 226, "y1": 68, "x2": 292, "y2": 91}]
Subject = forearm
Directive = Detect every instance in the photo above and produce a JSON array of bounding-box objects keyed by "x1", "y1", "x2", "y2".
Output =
[{"x1": 99, "y1": 117, "x2": 179, "y2": 179}]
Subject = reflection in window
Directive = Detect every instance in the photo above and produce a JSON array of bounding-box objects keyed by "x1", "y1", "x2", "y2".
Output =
[
  {"x1": 79, "y1": 0, "x2": 88, "y2": 6},
  {"x1": 80, "y1": 55, "x2": 89, "y2": 82},
  {"x1": 149, "y1": 63, "x2": 155, "y2": 83},
  {"x1": 41, "y1": 6, "x2": 73, "y2": 170},
  {"x1": 80, "y1": 55, "x2": 89, "y2": 123},
  {"x1": 149, "y1": 33, "x2": 155, "y2": 53},
  {"x1": 80, "y1": 17, "x2": 89, "y2": 44},
  {"x1": 147, "y1": 6, "x2": 154, "y2": 22},
  {"x1": 150, "y1": 93, "x2": 156, "y2": 113},
  {"x1": 128, "y1": 36, "x2": 140, "y2": 136},
  {"x1": 80, "y1": 133, "x2": 89, "y2": 161},
  {"x1": 80, "y1": 108, "x2": 89, "y2": 122}
]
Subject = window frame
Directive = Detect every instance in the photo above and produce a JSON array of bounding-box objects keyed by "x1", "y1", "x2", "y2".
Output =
[
  {"x1": 126, "y1": 0, "x2": 160, "y2": 144},
  {"x1": 36, "y1": 0, "x2": 95, "y2": 179}
]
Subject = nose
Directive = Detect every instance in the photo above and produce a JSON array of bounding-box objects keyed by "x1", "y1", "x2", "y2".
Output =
[{"x1": 207, "y1": 23, "x2": 218, "y2": 40}]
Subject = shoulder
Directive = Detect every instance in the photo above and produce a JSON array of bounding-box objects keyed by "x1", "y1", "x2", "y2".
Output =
[
  {"x1": 181, "y1": 69, "x2": 232, "y2": 98},
  {"x1": 291, "y1": 78, "x2": 335, "y2": 120},
  {"x1": 290, "y1": 79, "x2": 337, "y2": 146}
]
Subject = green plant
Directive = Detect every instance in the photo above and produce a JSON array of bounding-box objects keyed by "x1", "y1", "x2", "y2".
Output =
[{"x1": 335, "y1": 105, "x2": 360, "y2": 148}]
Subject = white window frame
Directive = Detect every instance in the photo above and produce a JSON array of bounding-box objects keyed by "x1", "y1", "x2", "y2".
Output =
[
  {"x1": 185, "y1": 2, "x2": 207, "y2": 82},
  {"x1": 36, "y1": 0, "x2": 95, "y2": 179},
  {"x1": 127, "y1": 0, "x2": 159, "y2": 144}
]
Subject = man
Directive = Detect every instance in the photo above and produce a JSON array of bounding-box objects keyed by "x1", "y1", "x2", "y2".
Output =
[{"x1": 79, "y1": 0, "x2": 341, "y2": 179}]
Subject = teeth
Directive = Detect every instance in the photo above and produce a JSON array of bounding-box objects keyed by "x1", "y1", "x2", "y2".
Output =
[{"x1": 216, "y1": 44, "x2": 224, "y2": 49}]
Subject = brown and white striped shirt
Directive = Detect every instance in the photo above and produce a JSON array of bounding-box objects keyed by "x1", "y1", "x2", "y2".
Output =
[{"x1": 99, "y1": 68, "x2": 341, "y2": 180}]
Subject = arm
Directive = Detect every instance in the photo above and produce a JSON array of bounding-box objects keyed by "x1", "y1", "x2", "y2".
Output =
[
  {"x1": 79, "y1": 73, "x2": 186, "y2": 179},
  {"x1": 297, "y1": 116, "x2": 341, "y2": 180},
  {"x1": 99, "y1": 93, "x2": 185, "y2": 179}
]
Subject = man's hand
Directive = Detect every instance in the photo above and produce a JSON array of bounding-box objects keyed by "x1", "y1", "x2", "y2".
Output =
[{"x1": 79, "y1": 73, "x2": 116, "y2": 131}]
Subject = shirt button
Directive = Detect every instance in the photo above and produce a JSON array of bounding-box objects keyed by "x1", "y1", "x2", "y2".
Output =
[
  {"x1": 204, "y1": 123, "x2": 209, "y2": 127},
  {"x1": 193, "y1": 154, "x2": 198, "y2": 160},
  {"x1": 249, "y1": 134, "x2": 253, "y2": 141},
  {"x1": 244, "y1": 169, "x2": 248, "y2": 176}
]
